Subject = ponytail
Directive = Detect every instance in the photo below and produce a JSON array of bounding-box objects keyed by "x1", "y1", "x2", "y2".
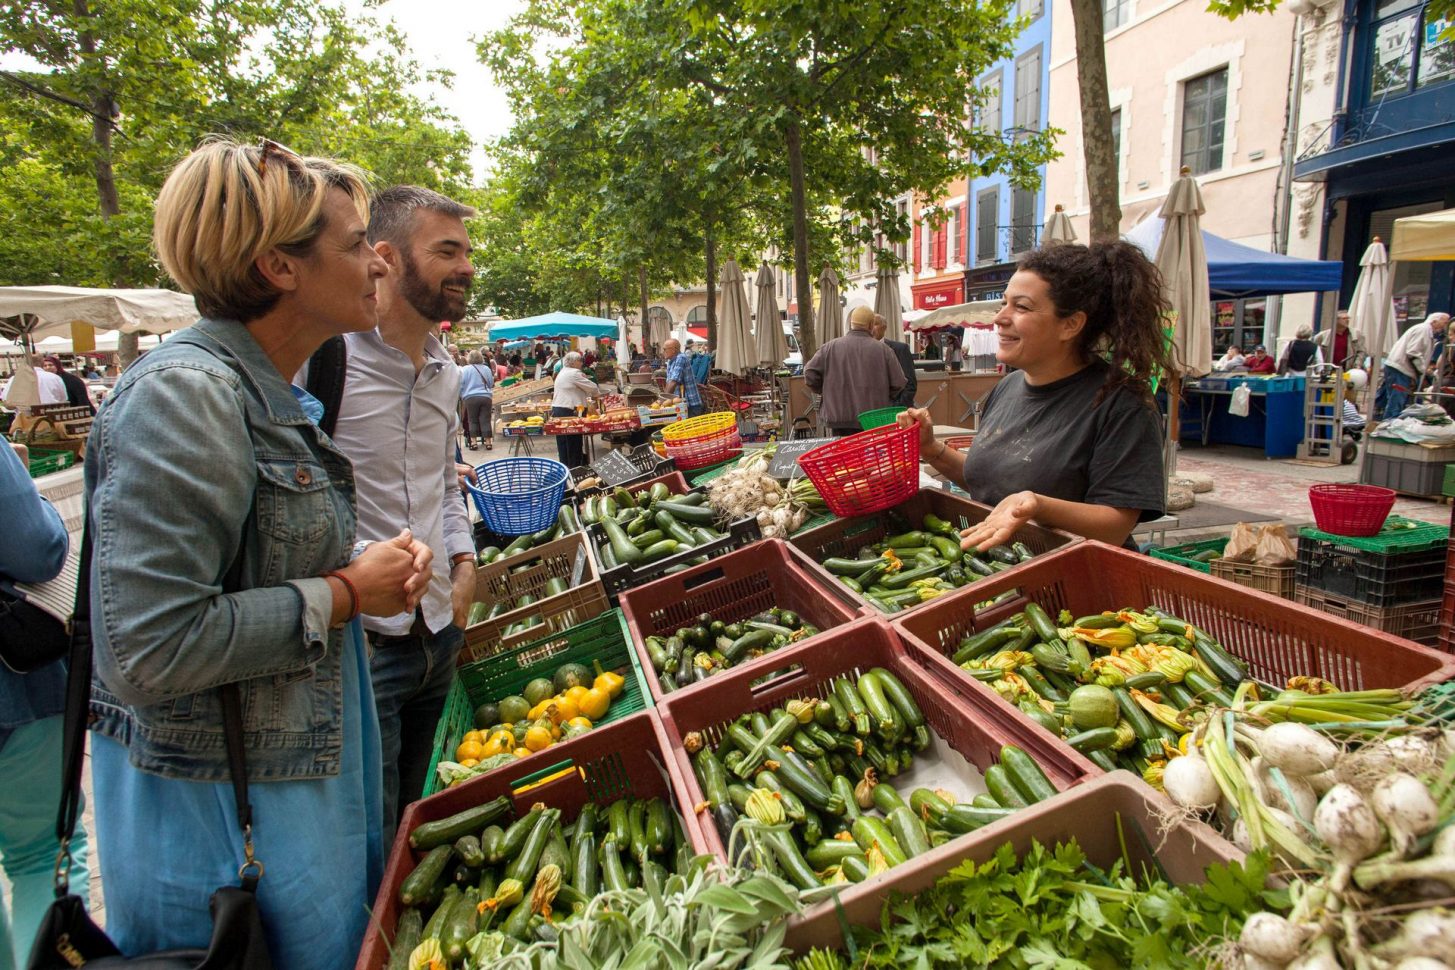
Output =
[{"x1": 1017, "y1": 241, "x2": 1173, "y2": 403}]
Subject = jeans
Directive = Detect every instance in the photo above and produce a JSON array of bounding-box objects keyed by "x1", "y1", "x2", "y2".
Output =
[
  {"x1": 368, "y1": 622, "x2": 464, "y2": 839},
  {"x1": 1376, "y1": 364, "x2": 1414, "y2": 420},
  {"x1": 0, "y1": 715, "x2": 89, "y2": 970},
  {"x1": 687, "y1": 404, "x2": 706, "y2": 418},
  {"x1": 464, "y1": 396, "x2": 492, "y2": 442},
  {"x1": 552, "y1": 406, "x2": 586, "y2": 469}
]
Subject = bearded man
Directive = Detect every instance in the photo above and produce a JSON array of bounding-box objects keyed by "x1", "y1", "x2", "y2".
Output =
[{"x1": 309, "y1": 184, "x2": 479, "y2": 838}]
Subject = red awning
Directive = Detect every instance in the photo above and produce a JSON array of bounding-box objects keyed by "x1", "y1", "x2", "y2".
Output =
[{"x1": 911, "y1": 278, "x2": 964, "y2": 310}]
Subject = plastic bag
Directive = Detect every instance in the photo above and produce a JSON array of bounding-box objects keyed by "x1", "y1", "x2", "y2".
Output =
[
  {"x1": 1254, "y1": 523, "x2": 1297, "y2": 565},
  {"x1": 1228, "y1": 384, "x2": 1252, "y2": 417},
  {"x1": 1224, "y1": 521, "x2": 1258, "y2": 562}
]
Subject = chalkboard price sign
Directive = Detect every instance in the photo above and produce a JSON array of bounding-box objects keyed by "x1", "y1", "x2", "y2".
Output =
[
  {"x1": 767, "y1": 437, "x2": 834, "y2": 479},
  {"x1": 595, "y1": 448, "x2": 645, "y2": 486}
]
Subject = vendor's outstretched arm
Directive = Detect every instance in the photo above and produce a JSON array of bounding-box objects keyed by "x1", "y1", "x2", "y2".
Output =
[{"x1": 960, "y1": 490, "x2": 1141, "y2": 550}]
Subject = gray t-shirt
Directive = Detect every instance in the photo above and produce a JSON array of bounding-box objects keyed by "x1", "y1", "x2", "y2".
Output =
[{"x1": 964, "y1": 360, "x2": 1166, "y2": 527}]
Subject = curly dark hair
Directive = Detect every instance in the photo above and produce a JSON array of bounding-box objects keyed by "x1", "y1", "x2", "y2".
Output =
[{"x1": 1016, "y1": 240, "x2": 1174, "y2": 403}]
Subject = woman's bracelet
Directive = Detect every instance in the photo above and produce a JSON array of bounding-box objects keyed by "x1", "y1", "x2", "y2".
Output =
[{"x1": 324, "y1": 570, "x2": 361, "y2": 623}]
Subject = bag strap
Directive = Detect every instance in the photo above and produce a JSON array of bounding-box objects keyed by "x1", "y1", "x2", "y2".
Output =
[
  {"x1": 55, "y1": 521, "x2": 257, "y2": 896},
  {"x1": 304, "y1": 334, "x2": 348, "y2": 438}
]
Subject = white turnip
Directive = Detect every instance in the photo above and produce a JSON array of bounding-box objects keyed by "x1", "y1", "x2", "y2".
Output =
[
  {"x1": 1260, "y1": 722, "x2": 1340, "y2": 777},
  {"x1": 1370, "y1": 773, "x2": 1439, "y2": 858},
  {"x1": 1314, "y1": 784, "x2": 1384, "y2": 892},
  {"x1": 1239, "y1": 912, "x2": 1307, "y2": 965},
  {"x1": 1164, "y1": 754, "x2": 1220, "y2": 811}
]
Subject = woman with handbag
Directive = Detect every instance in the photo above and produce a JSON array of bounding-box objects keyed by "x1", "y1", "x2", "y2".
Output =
[{"x1": 78, "y1": 139, "x2": 432, "y2": 968}]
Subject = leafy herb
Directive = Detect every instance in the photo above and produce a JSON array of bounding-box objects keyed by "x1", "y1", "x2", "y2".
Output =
[{"x1": 824, "y1": 839, "x2": 1284, "y2": 970}]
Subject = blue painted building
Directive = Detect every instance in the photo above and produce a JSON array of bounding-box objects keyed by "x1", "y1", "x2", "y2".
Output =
[
  {"x1": 962, "y1": 0, "x2": 1054, "y2": 303},
  {"x1": 1293, "y1": 0, "x2": 1454, "y2": 323}
]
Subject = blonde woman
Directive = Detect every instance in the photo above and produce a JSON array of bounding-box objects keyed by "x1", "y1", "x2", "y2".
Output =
[{"x1": 84, "y1": 138, "x2": 432, "y2": 966}]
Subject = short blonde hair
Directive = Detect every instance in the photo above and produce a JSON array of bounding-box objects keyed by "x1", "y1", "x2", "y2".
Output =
[
  {"x1": 1296, "y1": 324, "x2": 1313, "y2": 339},
  {"x1": 153, "y1": 137, "x2": 370, "y2": 323}
]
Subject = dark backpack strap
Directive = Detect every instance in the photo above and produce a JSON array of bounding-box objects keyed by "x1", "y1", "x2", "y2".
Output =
[{"x1": 304, "y1": 335, "x2": 348, "y2": 438}]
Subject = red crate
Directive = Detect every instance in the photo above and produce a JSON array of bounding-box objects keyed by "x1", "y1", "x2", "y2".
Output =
[
  {"x1": 893, "y1": 541, "x2": 1455, "y2": 701},
  {"x1": 618, "y1": 539, "x2": 862, "y2": 702},
  {"x1": 786, "y1": 487, "x2": 1080, "y2": 617},
  {"x1": 786, "y1": 770, "x2": 1242, "y2": 952},
  {"x1": 357, "y1": 711, "x2": 704, "y2": 970},
  {"x1": 655, "y1": 615, "x2": 1096, "y2": 883},
  {"x1": 573, "y1": 469, "x2": 690, "y2": 506}
]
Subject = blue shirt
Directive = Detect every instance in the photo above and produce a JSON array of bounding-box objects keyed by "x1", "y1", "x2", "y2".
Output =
[
  {"x1": 458, "y1": 361, "x2": 493, "y2": 400},
  {"x1": 666, "y1": 353, "x2": 701, "y2": 406}
]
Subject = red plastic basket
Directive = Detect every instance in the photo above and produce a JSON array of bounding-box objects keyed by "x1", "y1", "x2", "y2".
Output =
[
  {"x1": 1309, "y1": 483, "x2": 1396, "y2": 536},
  {"x1": 797, "y1": 423, "x2": 921, "y2": 517},
  {"x1": 661, "y1": 412, "x2": 742, "y2": 470}
]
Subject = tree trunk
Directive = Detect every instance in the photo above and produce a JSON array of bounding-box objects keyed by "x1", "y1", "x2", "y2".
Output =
[
  {"x1": 638, "y1": 264, "x2": 650, "y2": 353},
  {"x1": 785, "y1": 115, "x2": 815, "y2": 357},
  {"x1": 704, "y1": 226, "x2": 717, "y2": 351},
  {"x1": 1069, "y1": 0, "x2": 1121, "y2": 243}
]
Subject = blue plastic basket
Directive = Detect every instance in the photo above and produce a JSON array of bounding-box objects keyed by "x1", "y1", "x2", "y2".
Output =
[{"x1": 467, "y1": 457, "x2": 568, "y2": 536}]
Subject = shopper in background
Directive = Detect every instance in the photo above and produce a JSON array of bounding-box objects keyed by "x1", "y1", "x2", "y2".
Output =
[
  {"x1": 84, "y1": 138, "x2": 431, "y2": 967},
  {"x1": 1377, "y1": 312, "x2": 1451, "y2": 419},
  {"x1": 42, "y1": 355, "x2": 94, "y2": 412},
  {"x1": 1244, "y1": 345, "x2": 1276, "y2": 374},
  {"x1": 901, "y1": 241, "x2": 1168, "y2": 550},
  {"x1": 1313, "y1": 310, "x2": 1367, "y2": 371},
  {"x1": 662, "y1": 338, "x2": 704, "y2": 418},
  {"x1": 0, "y1": 356, "x2": 66, "y2": 405},
  {"x1": 0, "y1": 440, "x2": 88, "y2": 970},
  {"x1": 805, "y1": 305, "x2": 906, "y2": 435},
  {"x1": 552, "y1": 350, "x2": 600, "y2": 468},
  {"x1": 1213, "y1": 344, "x2": 1245, "y2": 371},
  {"x1": 1277, "y1": 324, "x2": 1324, "y2": 377},
  {"x1": 324, "y1": 185, "x2": 479, "y2": 839},
  {"x1": 871, "y1": 312, "x2": 917, "y2": 408},
  {"x1": 460, "y1": 349, "x2": 495, "y2": 450}
]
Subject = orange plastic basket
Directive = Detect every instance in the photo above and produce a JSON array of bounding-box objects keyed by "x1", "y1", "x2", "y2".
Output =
[{"x1": 797, "y1": 423, "x2": 921, "y2": 516}]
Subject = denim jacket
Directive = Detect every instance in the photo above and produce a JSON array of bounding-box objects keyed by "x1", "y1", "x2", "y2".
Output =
[{"x1": 85, "y1": 318, "x2": 358, "y2": 782}]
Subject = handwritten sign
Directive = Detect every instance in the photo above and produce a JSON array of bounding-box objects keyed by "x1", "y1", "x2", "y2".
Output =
[
  {"x1": 595, "y1": 448, "x2": 646, "y2": 486},
  {"x1": 767, "y1": 437, "x2": 834, "y2": 479}
]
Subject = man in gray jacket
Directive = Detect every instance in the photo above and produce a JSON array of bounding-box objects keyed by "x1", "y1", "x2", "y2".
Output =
[{"x1": 805, "y1": 305, "x2": 907, "y2": 435}]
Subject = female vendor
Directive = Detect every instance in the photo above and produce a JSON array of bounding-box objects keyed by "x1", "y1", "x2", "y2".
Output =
[{"x1": 900, "y1": 240, "x2": 1171, "y2": 551}]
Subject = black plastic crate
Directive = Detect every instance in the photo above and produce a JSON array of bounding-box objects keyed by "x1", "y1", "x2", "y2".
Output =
[{"x1": 1295, "y1": 534, "x2": 1445, "y2": 607}]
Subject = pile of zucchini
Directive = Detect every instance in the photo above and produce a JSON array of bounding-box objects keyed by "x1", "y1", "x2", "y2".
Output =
[
  {"x1": 949, "y1": 603, "x2": 1249, "y2": 777},
  {"x1": 684, "y1": 667, "x2": 1063, "y2": 890},
  {"x1": 813, "y1": 512, "x2": 1038, "y2": 613},
  {"x1": 389, "y1": 793, "x2": 697, "y2": 968},
  {"x1": 474, "y1": 505, "x2": 582, "y2": 568},
  {"x1": 582, "y1": 483, "x2": 730, "y2": 571},
  {"x1": 642, "y1": 608, "x2": 821, "y2": 695}
]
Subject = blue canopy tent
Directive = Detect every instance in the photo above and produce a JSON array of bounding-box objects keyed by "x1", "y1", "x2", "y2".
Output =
[
  {"x1": 1125, "y1": 218, "x2": 1343, "y2": 298},
  {"x1": 489, "y1": 312, "x2": 619, "y2": 341}
]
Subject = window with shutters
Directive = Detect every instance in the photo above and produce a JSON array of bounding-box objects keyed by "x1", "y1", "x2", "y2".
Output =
[
  {"x1": 931, "y1": 225, "x2": 947, "y2": 270},
  {"x1": 946, "y1": 208, "x2": 958, "y2": 264},
  {"x1": 976, "y1": 187, "x2": 999, "y2": 265},
  {"x1": 1109, "y1": 108, "x2": 1122, "y2": 184},
  {"x1": 977, "y1": 71, "x2": 1003, "y2": 133},
  {"x1": 1013, "y1": 47, "x2": 1042, "y2": 137},
  {"x1": 1104, "y1": 0, "x2": 1133, "y2": 31},
  {"x1": 1180, "y1": 68, "x2": 1228, "y2": 175},
  {"x1": 920, "y1": 218, "x2": 932, "y2": 270},
  {"x1": 1015, "y1": 0, "x2": 1044, "y2": 21},
  {"x1": 1011, "y1": 187, "x2": 1037, "y2": 254}
]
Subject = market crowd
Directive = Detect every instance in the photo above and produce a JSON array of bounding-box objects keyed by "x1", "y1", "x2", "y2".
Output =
[{"x1": 2, "y1": 136, "x2": 1178, "y2": 968}]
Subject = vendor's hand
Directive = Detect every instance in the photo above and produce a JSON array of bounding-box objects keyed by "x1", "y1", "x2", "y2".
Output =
[
  {"x1": 450, "y1": 559, "x2": 475, "y2": 629},
  {"x1": 897, "y1": 407, "x2": 933, "y2": 449},
  {"x1": 960, "y1": 491, "x2": 1039, "y2": 552},
  {"x1": 456, "y1": 462, "x2": 477, "y2": 492},
  {"x1": 344, "y1": 530, "x2": 426, "y2": 617}
]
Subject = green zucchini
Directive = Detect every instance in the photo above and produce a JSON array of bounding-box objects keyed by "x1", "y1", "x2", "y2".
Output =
[
  {"x1": 834, "y1": 676, "x2": 872, "y2": 736},
  {"x1": 806, "y1": 838, "x2": 869, "y2": 869},
  {"x1": 386, "y1": 907, "x2": 423, "y2": 970},
  {"x1": 600, "y1": 835, "x2": 629, "y2": 892},
  {"x1": 639, "y1": 538, "x2": 681, "y2": 562},
  {"x1": 653, "y1": 500, "x2": 717, "y2": 525},
  {"x1": 934, "y1": 803, "x2": 1016, "y2": 834},
  {"x1": 1066, "y1": 727, "x2": 1120, "y2": 753},
  {"x1": 399, "y1": 844, "x2": 453, "y2": 907},
  {"x1": 850, "y1": 816, "x2": 907, "y2": 867},
  {"x1": 504, "y1": 807, "x2": 559, "y2": 885},
  {"x1": 870, "y1": 667, "x2": 925, "y2": 728},
  {"x1": 571, "y1": 831, "x2": 598, "y2": 897},
  {"x1": 600, "y1": 517, "x2": 643, "y2": 565},
  {"x1": 421, "y1": 884, "x2": 461, "y2": 941},
  {"x1": 499, "y1": 808, "x2": 541, "y2": 862},
  {"x1": 855, "y1": 670, "x2": 905, "y2": 740},
  {"x1": 441, "y1": 886, "x2": 480, "y2": 963},
  {"x1": 887, "y1": 805, "x2": 931, "y2": 858},
  {"x1": 769, "y1": 830, "x2": 822, "y2": 890},
  {"x1": 409, "y1": 796, "x2": 512, "y2": 850},
  {"x1": 453, "y1": 834, "x2": 485, "y2": 868},
  {"x1": 983, "y1": 764, "x2": 1029, "y2": 809},
  {"x1": 870, "y1": 781, "x2": 907, "y2": 816},
  {"x1": 774, "y1": 748, "x2": 845, "y2": 815},
  {"x1": 999, "y1": 745, "x2": 1058, "y2": 803},
  {"x1": 1023, "y1": 603, "x2": 1060, "y2": 643}
]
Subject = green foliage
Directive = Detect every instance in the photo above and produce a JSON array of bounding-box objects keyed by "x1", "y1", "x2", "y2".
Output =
[{"x1": 0, "y1": 0, "x2": 474, "y2": 288}]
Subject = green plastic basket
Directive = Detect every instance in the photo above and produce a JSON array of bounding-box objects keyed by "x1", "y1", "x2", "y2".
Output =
[
  {"x1": 27, "y1": 447, "x2": 76, "y2": 479},
  {"x1": 857, "y1": 406, "x2": 906, "y2": 430},
  {"x1": 1298, "y1": 516, "x2": 1448, "y2": 555},
  {"x1": 421, "y1": 609, "x2": 652, "y2": 798},
  {"x1": 686, "y1": 457, "x2": 738, "y2": 486},
  {"x1": 1149, "y1": 537, "x2": 1228, "y2": 574}
]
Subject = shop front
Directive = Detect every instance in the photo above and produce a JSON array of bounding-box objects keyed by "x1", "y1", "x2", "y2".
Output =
[
  {"x1": 910, "y1": 277, "x2": 964, "y2": 312},
  {"x1": 963, "y1": 263, "x2": 1016, "y2": 303}
]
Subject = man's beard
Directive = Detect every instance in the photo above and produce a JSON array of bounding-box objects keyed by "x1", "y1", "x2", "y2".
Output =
[{"x1": 398, "y1": 246, "x2": 471, "y2": 323}]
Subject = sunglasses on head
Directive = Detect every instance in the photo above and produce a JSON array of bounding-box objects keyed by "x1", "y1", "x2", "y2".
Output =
[{"x1": 255, "y1": 137, "x2": 302, "y2": 177}]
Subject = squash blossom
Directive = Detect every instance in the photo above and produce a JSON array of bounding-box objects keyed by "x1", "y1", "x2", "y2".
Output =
[
  {"x1": 1286, "y1": 675, "x2": 1341, "y2": 695},
  {"x1": 746, "y1": 787, "x2": 785, "y2": 825},
  {"x1": 881, "y1": 550, "x2": 903, "y2": 574},
  {"x1": 1111, "y1": 719, "x2": 1138, "y2": 751},
  {"x1": 1131, "y1": 689, "x2": 1189, "y2": 733},
  {"x1": 408, "y1": 939, "x2": 446, "y2": 970},
  {"x1": 1072, "y1": 625, "x2": 1138, "y2": 650},
  {"x1": 1116, "y1": 611, "x2": 1161, "y2": 634},
  {"x1": 991, "y1": 671, "x2": 1037, "y2": 705},
  {"x1": 1124, "y1": 644, "x2": 1198, "y2": 683},
  {"x1": 1142, "y1": 760, "x2": 1166, "y2": 792},
  {"x1": 530, "y1": 864, "x2": 562, "y2": 920},
  {"x1": 1089, "y1": 653, "x2": 1146, "y2": 687}
]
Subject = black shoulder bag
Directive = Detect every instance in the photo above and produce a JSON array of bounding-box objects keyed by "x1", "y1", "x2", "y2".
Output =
[{"x1": 27, "y1": 522, "x2": 274, "y2": 970}]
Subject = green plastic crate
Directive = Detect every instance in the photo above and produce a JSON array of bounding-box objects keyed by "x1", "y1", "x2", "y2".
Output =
[
  {"x1": 27, "y1": 447, "x2": 76, "y2": 479},
  {"x1": 857, "y1": 406, "x2": 906, "y2": 430},
  {"x1": 421, "y1": 609, "x2": 652, "y2": 798},
  {"x1": 1149, "y1": 536, "x2": 1228, "y2": 574},
  {"x1": 792, "y1": 511, "x2": 835, "y2": 536},
  {"x1": 1443, "y1": 463, "x2": 1455, "y2": 499},
  {"x1": 686, "y1": 457, "x2": 738, "y2": 486},
  {"x1": 1298, "y1": 515, "x2": 1448, "y2": 555}
]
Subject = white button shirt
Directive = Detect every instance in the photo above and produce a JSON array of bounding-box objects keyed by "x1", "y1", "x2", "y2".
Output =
[
  {"x1": 1386, "y1": 322, "x2": 1438, "y2": 379},
  {"x1": 552, "y1": 366, "x2": 599, "y2": 409},
  {"x1": 329, "y1": 329, "x2": 475, "y2": 636}
]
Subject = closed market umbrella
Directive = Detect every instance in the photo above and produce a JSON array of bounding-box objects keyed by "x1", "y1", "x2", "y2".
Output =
[
  {"x1": 817, "y1": 266, "x2": 842, "y2": 344},
  {"x1": 1154, "y1": 166, "x2": 1212, "y2": 486},
  {"x1": 1349, "y1": 238, "x2": 1395, "y2": 425},
  {"x1": 716, "y1": 258, "x2": 753, "y2": 374},
  {"x1": 1043, "y1": 204, "x2": 1077, "y2": 245},
  {"x1": 755, "y1": 262, "x2": 789, "y2": 367},
  {"x1": 874, "y1": 265, "x2": 905, "y2": 341}
]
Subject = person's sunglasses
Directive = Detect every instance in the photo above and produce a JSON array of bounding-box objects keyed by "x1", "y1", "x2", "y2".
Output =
[{"x1": 255, "y1": 137, "x2": 302, "y2": 177}]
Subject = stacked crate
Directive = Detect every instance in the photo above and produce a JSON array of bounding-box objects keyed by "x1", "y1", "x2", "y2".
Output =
[
  {"x1": 1293, "y1": 516, "x2": 1449, "y2": 647},
  {"x1": 1442, "y1": 468, "x2": 1455, "y2": 652}
]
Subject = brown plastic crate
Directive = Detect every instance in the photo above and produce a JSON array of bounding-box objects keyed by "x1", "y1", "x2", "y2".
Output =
[
  {"x1": 786, "y1": 487, "x2": 1081, "y2": 616},
  {"x1": 893, "y1": 541, "x2": 1455, "y2": 697},
  {"x1": 358, "y1": 711, "x2": 705, "y2": 970},
  {"x1": 655, "y1": 615, "x2": 1096, "y2": 879},
  {"x1": 461, "y1": 532, "x2": 607, "y2": 663},
  {"x1": 1294, "y1": 584, "x2": 1441, "y2": 648},
  {"x1": 573, "y1": 468, "x2": 690, "y2": 505},
  {"x1": 618, "y1": 539, "x2": 862, "y2": 703},
  {"x1": 786, "y1": 771, "x2": 1242, "y2": 952},
  {"x1": 1211, "y1": 557, "x2": 1296, "y2": 599},
  {"x1": 587, "y1": 515, "x2": 762, "y2": 597}
]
